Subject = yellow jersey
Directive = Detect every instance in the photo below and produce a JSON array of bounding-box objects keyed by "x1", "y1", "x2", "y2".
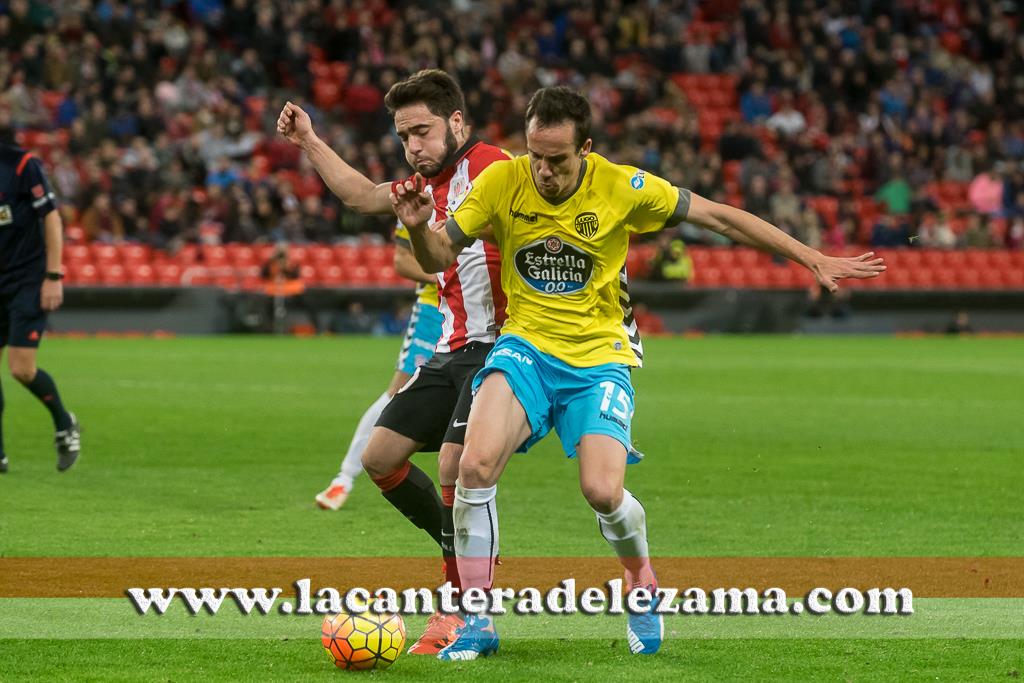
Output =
[
  {"x1": 394, "y1": 223, "x2": 440, "y2": 308},
  {"x1": 450, "y1": 152, "x2": 689, "y2": 367}
]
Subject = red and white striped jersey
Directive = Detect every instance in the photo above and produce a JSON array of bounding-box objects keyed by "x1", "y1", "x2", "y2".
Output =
[{"x1": 393, "y1": 138, "x2": 509, "y2": 353}]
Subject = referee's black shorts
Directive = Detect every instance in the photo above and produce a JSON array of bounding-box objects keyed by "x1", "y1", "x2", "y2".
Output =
[
  {"x1": 0, "y1": 279, "x2": 46, "y2": 348},
  {"x1": 375, "y1": 341, "x2": 492, "y2": 452}
]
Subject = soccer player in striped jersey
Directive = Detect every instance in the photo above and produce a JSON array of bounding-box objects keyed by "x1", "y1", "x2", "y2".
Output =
[
  {"x1": 278, "y1": 69, "x2": 508, "y2": 654},
  {"x1": 392, "y1": 86, "x2": 886, "y2": 660}
]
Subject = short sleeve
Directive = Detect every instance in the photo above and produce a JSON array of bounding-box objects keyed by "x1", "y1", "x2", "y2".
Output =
[
  {"x1": 19, "y1": 156, "x2": 58, "y2": 218},
  {"x1": 627, "y1": 169, "x2": 689, "y2": 234},
  {"x1": 451, "y1": 160, "x2": 505, "y2": 240}
]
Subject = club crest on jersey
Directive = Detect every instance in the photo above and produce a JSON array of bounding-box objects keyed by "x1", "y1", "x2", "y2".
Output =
[
  {"x1": 574, "y1": 212, "x2": 599, "y2": 239},
  {"x1": 0, "y1": 204, "x2": 12, "y2": 226},
  {"x1": 630, "y1": 170, "x2": 646, "y2": 190},
  {"x1": 514, "y1": 236, "x2": 594, "y2": 295}
]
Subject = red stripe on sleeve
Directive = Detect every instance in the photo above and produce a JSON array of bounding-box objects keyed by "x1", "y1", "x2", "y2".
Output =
[{"x1": 15, "y1": 152, "x2": 35, "y2": 175}]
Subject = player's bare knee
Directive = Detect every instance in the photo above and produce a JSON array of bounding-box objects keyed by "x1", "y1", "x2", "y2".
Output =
[
  {"x1": 9, "y1": 360, "x2": 36, "y2": 385},
  {"x1": 360, "y1": 446, "x2": 392, "y2": 479},
  {"x1": 581, "y1": 480, "x2": 622, "y2": 514},
  {"x1": 458, "y1": 452, "x2": 498, "y2": 489}
]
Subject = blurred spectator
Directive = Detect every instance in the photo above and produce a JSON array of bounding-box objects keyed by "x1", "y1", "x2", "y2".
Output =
[
  {"x1": 80, "y1": 193, "x2": 125, "y2": 242},
  {"x1": 0, "y1": 0, "x2": 1021, "y2": 262},
  {"x1": 969, "y1": 164, "x2": 1005, "y2": 216},
  {"x1": 740, "y1": 81, "x2": 772, "y2": 123},
  {"x1": 650, "y1": 235, "x2": 693, "y2": 283},
  {"x1": 261, "y1": 243, "x2": 320, "y2": 333},
  {"x1": 871, "y1": 214, "x2": 910, "y2": 247},
  {"x1": 945, "y1": 311, "x2": 973, "y2": 335},
  {"x1": 963, "y1": 214, "x2": 996, "y2": 248},
  {"x1": 917, "y1": 212, "x2": 958, "y2": 250}
]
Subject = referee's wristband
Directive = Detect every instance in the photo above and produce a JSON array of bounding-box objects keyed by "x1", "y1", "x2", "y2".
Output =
[{"x1": 45, "y1": 271, "x2": 64, "y2": 281}]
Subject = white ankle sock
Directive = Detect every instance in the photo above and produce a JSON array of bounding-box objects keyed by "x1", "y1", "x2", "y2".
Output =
[{"x1": 333, "y1": 391, "x2": 391, "y2": 489}]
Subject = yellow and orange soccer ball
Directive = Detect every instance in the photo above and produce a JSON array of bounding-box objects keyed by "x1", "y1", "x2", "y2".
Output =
[{"x1": 321, "y1": 608, "x2": 406, "y2": 671}]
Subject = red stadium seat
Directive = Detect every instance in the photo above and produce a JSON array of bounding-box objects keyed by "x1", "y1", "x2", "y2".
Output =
[
  {"x1": 334, "y1": 245, "x2": 360, "y2": 266},
  {"x1": 374, "y1": 265, "x2": 398, "y2": 284},
  {"x1": 91, "y1": 244, "x2": 120, "y2": 265},
  {"x1": 100, "y1": 263, "x2": 128, "y2": 286},
  {"x1": 362, "y1": 245, "x2": 390, "y2": 267},
  {"x1": 979, "y1": 270, "x2": 1004, "y2": 289},
  {"x1": 309, "y1": 245, "x2": 335, "y2": 265},
  {"x1": 200, "y1": 245, "x2": 229, "y2": 267},
  {"x1": 934, "y1": 270, "x2": 958, "y2": 289},
  {"x1": 900, "y1": 250, "x2": 923, "y2": 269},
  {"x1": 910, "y1": 268, "x2": 935, "y2": 289},
  {"x1": 228, "y1": 244, "x2": 257, "y2": 267},
  {"x1": 922, "y1": 250, "x2": 946, "y2": 269},
  {"x1": 1003, "y1": 269, "x2": 1024, "y2": 289},
  {"x1": 956, "y1": 268, "x2": 981, "y2": 289},
  {"x1": 709, "y1": 249, "x2": 736, "y2": 268},
  {"x1": 768, "y1": 267, "x2": 796, "y2": 289},
  {"x1": 724, "y1": 267, "x2": 748, "y2": 287},
  {"x1": 119, "y1": 243, "x2": 151, "y2": 265},
  {"x1": 156, "y1": 263, "x2": 183, "y2": 286},
  {"x1": 689, "y1": 247, "x2": 712, "y2": 269},
  {"x1": 885, "y1": 270, "x2": 913, "y2": 289},
  {"x1": 945, "y1": 251, "x2": 967, "y2": 268},
  {"x1": 74, "y1": 263, "x2": 99, "y2": 286},
  {"x1": 65, "y1": 244, "x2": 91, "y2": 266},
  {"x1": 735, "y1": 249, "x2": 760, "y2": 267},
  {"x1": 313, "y1": 80, "x2": 342, "y2": 110},
  {"x1": 693, "y1": 266, "x2": 722, "y2": 288},
  {"x1": 989, "y1": 251, "x2": 1012, "y2": 269},
  {"x1": 316, "y1": 264, "x2": 345, "y2": 286},
  {"x1": 346, "y1": 265, "x2": 371, "y2": 286},
  {"x1": 176, "y1": 244, "x2": 199, "y2": 265},
  {"x1": 964, "y1": 250, "x2": 990, "y2": 269},
  {"x1": 747, "y1": 267, "x2": 770, "y2": 288},
  {"x1": 128, "y1": 263, "x2": 155, "y2": 285}
]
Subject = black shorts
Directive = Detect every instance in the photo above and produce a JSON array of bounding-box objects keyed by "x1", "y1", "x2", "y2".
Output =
[
  {"x1": 0, "y1": 279, "x2": 46, "y2": 348},
  {"x1": 375, "y1": 341, "x2": 493, "y2": 452}
]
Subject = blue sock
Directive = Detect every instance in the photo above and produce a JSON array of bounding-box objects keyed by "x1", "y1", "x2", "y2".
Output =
[{"x1": 23, "y1": 368, "x2": 72, "y2": 431}]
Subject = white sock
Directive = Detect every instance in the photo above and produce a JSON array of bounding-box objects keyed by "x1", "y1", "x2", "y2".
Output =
[
  {"x1": 332, "y1": 391, "x2": 392, "y2": 490},
  {"x1": 454, "y1": 482, "x2": 498, "y2": 591},
  {"x1": 595, "y1": 489, "x2": 651, "y2": 581}
]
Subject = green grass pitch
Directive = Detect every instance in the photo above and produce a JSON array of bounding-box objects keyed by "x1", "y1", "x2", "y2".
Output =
[{"x1": 0, "y1": 335, "x2": 1021, "y2": 680}]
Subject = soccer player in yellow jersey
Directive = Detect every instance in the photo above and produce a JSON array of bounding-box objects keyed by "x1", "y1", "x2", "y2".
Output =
[{"x1": 392, "y1": 86, "x2": 886, "y2": 660}]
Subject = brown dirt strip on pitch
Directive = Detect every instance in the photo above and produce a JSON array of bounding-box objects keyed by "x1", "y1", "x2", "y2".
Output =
[{"x1": 1, "y1": 557, "x2": 1022, "y2": 598}]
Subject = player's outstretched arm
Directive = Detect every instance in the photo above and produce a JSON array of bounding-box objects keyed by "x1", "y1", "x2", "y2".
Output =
[
  {"x1": 276, "y1": 101, "x2": 393, "y2": 215},
  {"x1": 392, "y1": 174, "x2": 461, "y2": 272},
  {"x1": 394, "y1": 243, "x2": 438, "y2": 284},
  {"x1": 685, "y1": 192, "x2": 886, "y2": 292}
]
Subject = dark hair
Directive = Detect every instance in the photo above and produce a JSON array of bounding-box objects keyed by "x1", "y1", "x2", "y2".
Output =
[
  {"x1": 384, "y1": 69, "x2": 466, "y2": 120},
  {"x1": 525, "y1": 86, "x2": 592, "y2": 149}
]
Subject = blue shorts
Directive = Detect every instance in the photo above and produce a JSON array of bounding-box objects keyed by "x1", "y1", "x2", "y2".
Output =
[
  {"x1": 0, "y1": 279, "x2": 46, "y2": 349},
  {"x1": 472, "y1": 334, "x2": 635, "y2": 459},
  {"x1": 396, "y1": 302, "x2": 443, "y2": 375}
]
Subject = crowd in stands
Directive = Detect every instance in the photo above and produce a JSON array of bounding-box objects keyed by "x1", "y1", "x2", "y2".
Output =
[{"x1": 2, "y1": 0, "x2": 1024, "y2": 264}]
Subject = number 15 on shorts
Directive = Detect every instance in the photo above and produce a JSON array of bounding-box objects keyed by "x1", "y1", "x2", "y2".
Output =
[{"x1": 599, "y1": 380, "x2": 633, "y2": 427}]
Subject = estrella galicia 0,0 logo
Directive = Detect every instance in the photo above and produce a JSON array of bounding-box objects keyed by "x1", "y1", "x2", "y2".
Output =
[{"x1": 514, "y1": 236, "x2": 594, "y2": 295}]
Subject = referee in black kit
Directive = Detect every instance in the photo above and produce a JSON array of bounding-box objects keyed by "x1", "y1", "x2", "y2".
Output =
[{"x1": 0, "y1": 137, "x2": 80, "y2": 473}]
